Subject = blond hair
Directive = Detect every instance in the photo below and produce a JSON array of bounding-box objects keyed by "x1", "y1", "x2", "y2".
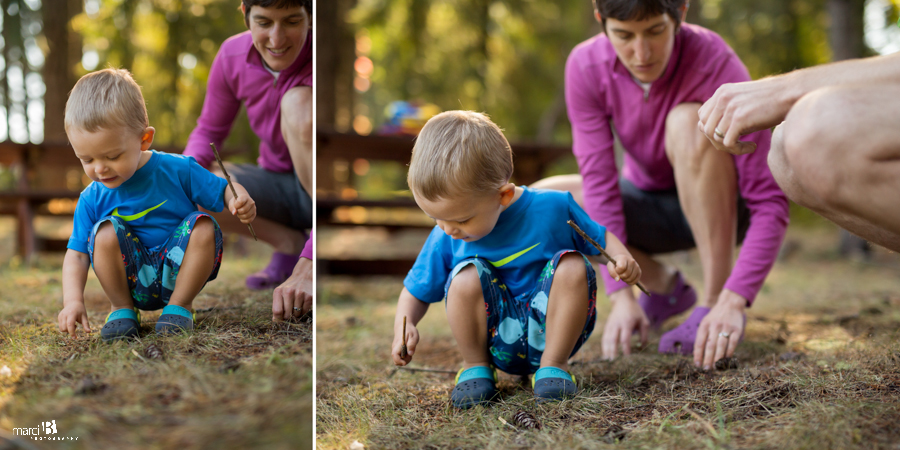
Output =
[
  {"x1": 408, "y1": 111, "x2": 513, "y2": 201},
  {"x1": 65, "y1": 68, "x2": 149, "y2": 136}
]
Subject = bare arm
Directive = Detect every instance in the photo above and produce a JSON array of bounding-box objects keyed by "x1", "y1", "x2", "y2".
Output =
[
  {"x1": 699, "y1": 52, "x2": 900, "y2": 155},
  {"x1": 59, "y1": 249, "x2": 92, "y2": 337},
  {"x1": 391, "y1": 288, "x2": 431, "y2": 366}
]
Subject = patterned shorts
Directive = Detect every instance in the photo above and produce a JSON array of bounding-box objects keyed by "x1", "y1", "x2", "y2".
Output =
[
  {"x1": 88, "y1": 211, "x2": 224, "y2": 311},
  {"x1": 443, "y1": 250, "x2": 597, "y2": 376}
]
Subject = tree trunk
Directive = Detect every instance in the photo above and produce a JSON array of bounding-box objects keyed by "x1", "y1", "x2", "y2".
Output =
[
  {"x1": 42, "y1": 0, "x2": 81, "y2": 144},
  {"x1": 828, "y1": 0, "x2": 870, "y2": 257},
  {"x1": 828, "y1": 0, "x2": 866, "y2": 61},
  {"x1": 316, "y1": 0, "x2": 356, "y2": 130}
]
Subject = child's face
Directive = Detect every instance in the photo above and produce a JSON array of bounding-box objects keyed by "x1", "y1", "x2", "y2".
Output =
[
  {"x1": 244, "y1": 4, "x2": 311, "y2": 72},
  {"x1": 414, "y1": 185, "x2": 516, "y2": 243},
  {"x1": 69, "y1": 126, "x2": 154, "y2": 189}
]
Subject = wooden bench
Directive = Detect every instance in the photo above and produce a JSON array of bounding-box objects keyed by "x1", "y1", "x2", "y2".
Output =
[
  {"x1": 316, "y1": 129, "x2": 573, "y2": 275},
  {"x1": 0, "y1": 141, "x2": 249, "y2": 262}
]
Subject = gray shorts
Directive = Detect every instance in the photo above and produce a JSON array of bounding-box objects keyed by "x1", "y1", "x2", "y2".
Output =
[
  {"x1": 227, "y1": 163, "x2": 312, "y2": 231},
  {"x1": 621, "y1": 178, "x2": 750, "y2": 255}
]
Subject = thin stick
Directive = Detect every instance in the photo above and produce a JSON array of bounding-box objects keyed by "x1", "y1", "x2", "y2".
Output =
[
  {"x1": 400, "y1": 316, "x2": 408, "y2": 358},
  {"x1": 396, "y1": 366, "x2": 456, "y2": 374},
  {"x1": 568, "y1": 220, "x2": 650, "y2": 295},
  {"x1": 210, "y1": 143, "x2": 258, "y2": 241}
]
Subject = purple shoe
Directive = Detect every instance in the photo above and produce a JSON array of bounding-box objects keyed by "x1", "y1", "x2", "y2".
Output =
[
  {"x1": 638, "y1": 272, "x2": 697, "y2": 330},
  {"x1": 246, "y1": 252, "x2": 301, "y2": 290},
  {"x1": 658, "y1": 307, "x2": 747, "y2": 355}
]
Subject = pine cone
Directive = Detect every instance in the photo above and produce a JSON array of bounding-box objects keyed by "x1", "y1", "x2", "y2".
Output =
[
  {"x1": 512, "y1": 410, "x2": 541, "y2": 430},
  {"x1": 144, "y1": 344, "x2": 164, "y2": 360},
  {"x1": 714, "y1": 357, "x2": 739, "y2": 371}
]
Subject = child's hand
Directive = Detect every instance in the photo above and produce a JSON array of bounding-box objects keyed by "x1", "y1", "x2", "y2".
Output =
[
  {"x1": 392, "y1": 322, "x2": 419, "y2": 366},
  {"x1": 58, "y1": 304, "x2": 91, "y2": 338},
  {"x1": 602, "y1": 292, "x2": 649, "y2": 359},
  {"x1": 228, "y1": 192, "x2": 257, "y2": 224},
  {"x1": 607, "y1": 254, "x2": 642, "y2": 285}
]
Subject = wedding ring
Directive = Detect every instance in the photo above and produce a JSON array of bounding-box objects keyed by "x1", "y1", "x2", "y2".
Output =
[
  {"x1": 714, "y1": 128, "x2": 725, "y2": 139},
  {"x1": 293, "y1": 307, "x2": 302, "y2": 311},
  {"x1": 718, "y1": 331, "x2": 730, "y2": 338}
]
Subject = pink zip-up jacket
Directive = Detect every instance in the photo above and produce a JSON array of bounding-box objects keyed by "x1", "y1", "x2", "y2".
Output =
[
  {"x1": 301, "y1": 230, "x2": 313, "y2": 260},
  {"x1": 184, "y1": 30, "x2": 312, "y2": 173},
  {"x1": 565, "y1": 24, "x2": 788, "y2": 304}
]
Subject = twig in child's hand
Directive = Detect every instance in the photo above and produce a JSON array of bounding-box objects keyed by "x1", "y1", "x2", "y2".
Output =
[
  {"x1": 567, "y1": 220, "x2": 650, "y2": 295},
  {"x1": 210, "y1": 143, "x2": 258, "y2": 241},
  {"x1": 400, "y1": 316, "x2": 408, "y2": 359}
]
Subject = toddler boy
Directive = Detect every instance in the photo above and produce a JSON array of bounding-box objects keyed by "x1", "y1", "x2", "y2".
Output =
[
  {"x1": 391, "y1": 111, "x2": 642, "y2": 408},
  {"x1": 58, "y1": 68, "x2": 256, "y2": 341}
]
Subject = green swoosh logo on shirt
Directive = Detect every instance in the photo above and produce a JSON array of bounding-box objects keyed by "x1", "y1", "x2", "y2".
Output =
[
  {"x1": 112, "y1": 200, "x2": 167, "y2": 222},
  {"x1": 488, "y1": 243, "x2": 541, "y2": 267}
]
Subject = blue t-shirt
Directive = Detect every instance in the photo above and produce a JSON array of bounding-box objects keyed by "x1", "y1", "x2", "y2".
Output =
[
  {"x1": 67, "y1": 151, "x2": 229, "y2": 254},
  {"x1": 404, "y1": 187, "x2": 608, "y2": 304}
]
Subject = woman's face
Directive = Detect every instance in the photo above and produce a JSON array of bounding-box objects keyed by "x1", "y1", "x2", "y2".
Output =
[
  {"x1": 244, "y1": 4, "x2": 311, "y2": 72},
  {"x1": 600, "y1": 12, "x2": 680, "y2": 83}
]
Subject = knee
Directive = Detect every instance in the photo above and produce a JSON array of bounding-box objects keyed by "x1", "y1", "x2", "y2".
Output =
[
  {"x1": 94, "y1": 221, "x2": 121, "y2": 251},
  {"x1": 779, "y1": 87, "x2": 852, "y2": 206},
  {"x1": 552, "y1": 253, "x2": 588, "y2": 286},
  {"x1": 281, "y1": 86, "x2": 313, "y2": 145},
  {"x1": 190, "y1": 217, "x2": 217, "y2": 247},
  {"x1": 447, "y1": 264, "x2": 484, "y2": 305},
  {"x1": 664, "y1": 103, "x2": 710, "y2": 170}
]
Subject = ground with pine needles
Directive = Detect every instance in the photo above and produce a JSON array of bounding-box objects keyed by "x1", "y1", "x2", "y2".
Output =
[
  {"x1": 317, "y1": 221, "x2": 900, "y2": 450},
  {"x1": 0, "y1": 218, "x2": 312, "y2": 449}
]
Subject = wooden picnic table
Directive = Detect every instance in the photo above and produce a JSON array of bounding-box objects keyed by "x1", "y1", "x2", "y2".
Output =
[{"x1": 0, "y1": 141, "x2": 249, "y2": 261}]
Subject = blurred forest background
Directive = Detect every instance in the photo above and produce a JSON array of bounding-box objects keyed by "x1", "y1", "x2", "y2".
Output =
[
  {"x1": 318, "y1": 0, "x2": 900, "y2": 200},
  {"x1": 0, "y1": 0, "x2": 259, "y2": 192}
]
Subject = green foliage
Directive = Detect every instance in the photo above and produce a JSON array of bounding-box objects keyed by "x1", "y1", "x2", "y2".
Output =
[
  {"x1": 71, "y1": 0, "x2": 260, "y2": 151},
  {"x1": 348, "y1": 0, "x2": 839, "y2": 144}
]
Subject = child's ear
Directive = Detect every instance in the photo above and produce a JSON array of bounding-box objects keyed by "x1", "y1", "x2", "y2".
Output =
[
  {"x1": 140, "y1": 127, "x2": 155, "y2": 150},
  {"x1": 498, "y1": 183, "x2": 516, "y2": 206}
]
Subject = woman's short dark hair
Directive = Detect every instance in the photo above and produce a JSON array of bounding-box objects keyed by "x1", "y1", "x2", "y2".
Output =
[
  {"x1": 592, "y1": 0, "x2": 687, "y2": 32},
  {"x1": 243, "y1": 0, "x2": 312, "y2": 26}
]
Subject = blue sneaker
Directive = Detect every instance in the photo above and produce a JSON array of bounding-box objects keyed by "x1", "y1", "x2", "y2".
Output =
[
  {"x1": 451, "y1": 366, "x2": 498, "y2": 409},
  {"x1": 100, "y1": 308, "x2": 141, "y2": 342},
  {"x1": 155, "y1": 304, "x2": 195, "y2": 335},
  {"x1": 532, "y1": 366, "x2": 577, "y2": 401}
]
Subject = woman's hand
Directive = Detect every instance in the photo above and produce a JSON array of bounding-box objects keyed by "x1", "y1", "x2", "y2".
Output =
[{"x1": 694, "y1": 290, "x2": 747, "y2": 369}]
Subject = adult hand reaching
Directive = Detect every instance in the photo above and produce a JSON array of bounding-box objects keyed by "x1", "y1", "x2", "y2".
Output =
[
  {"x1": 697, "y1": 77, "x2": 796, "y2": 155},
  {"x1": 693, "y1": 290, "x2": 747, "y2": 370},
  {"x1": 272, "y1": 257, "x2": 312, "y2": 321}
]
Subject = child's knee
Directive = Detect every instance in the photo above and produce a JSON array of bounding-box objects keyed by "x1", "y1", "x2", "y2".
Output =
[
  {"x1": 94, "y1": 221, "x2": 121, "y2": 251},
  {"x1": 190, "y1": 217, "x2": 217, "y2": 247},
  {"x1": 554, "y1": 252, "x2": 588, "y2": 283},
  {"x1": 447, "y1": 264, "x2": 484, "y2": 304}
]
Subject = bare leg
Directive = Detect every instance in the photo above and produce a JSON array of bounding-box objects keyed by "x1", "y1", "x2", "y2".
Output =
[
  {"x1": 281, "y1": 86, "x2": 313, "y2": 196},
  {"x1": 771, "y1": 84, "x2": 900, "y2": 251},
  {"x1": 445, "y1": 265, "x2": 491, "y2": 370},
  {"x1": 665, "y1": 103, "x2": 737, "y2": 307},
  {"x1": 540, "y1": 253, "x2": 591, "y2": 371},
  {"x1": 167, "y1": 217, "x2": 216, "y2": 309},
  {"x1": 92, "y1": 222, "x2": 135, "y2": 312}
]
